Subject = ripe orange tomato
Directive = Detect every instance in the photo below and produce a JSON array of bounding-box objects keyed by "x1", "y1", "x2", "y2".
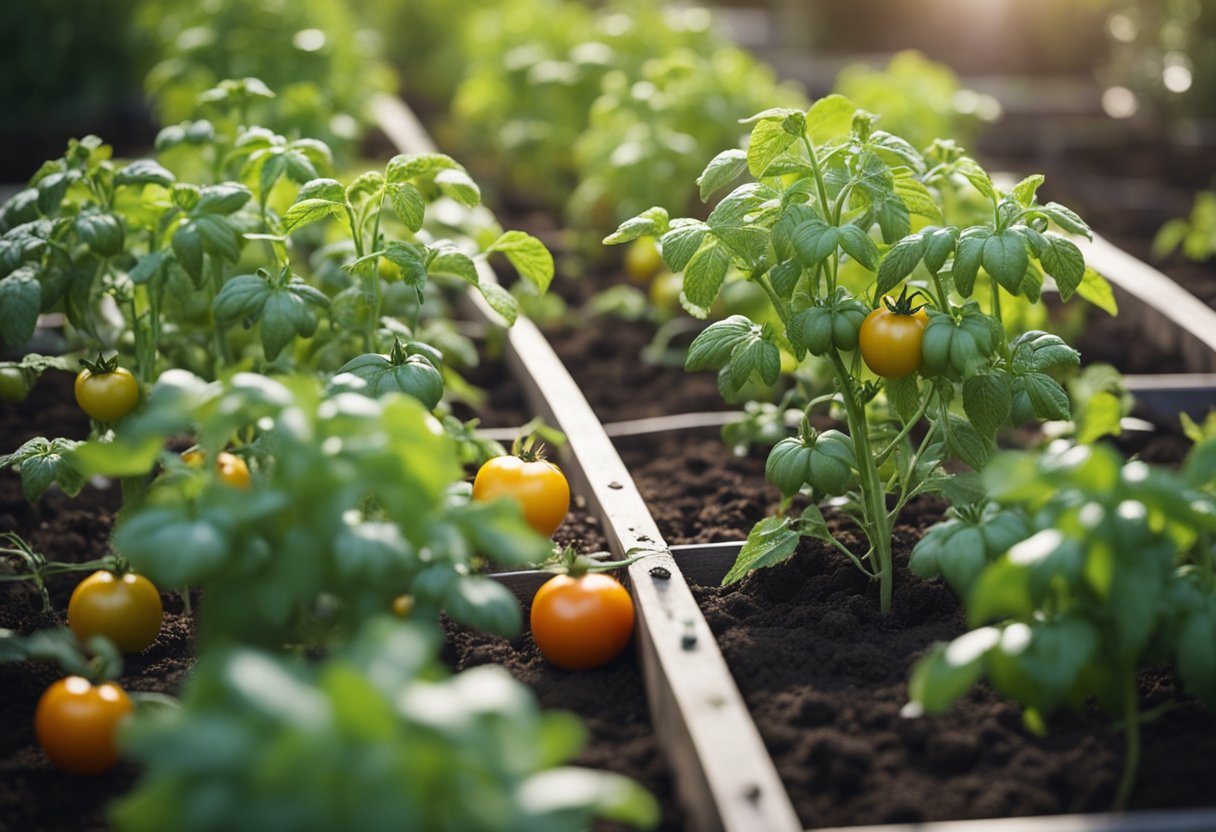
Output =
[
  {"x1": 68, "y1": 570, "x2": 163, "y2": 653},
  {"x1": 35, "y1": 676, "x2": 133, "y2": 775},
  {"x1": 216, "y1": 452, "x2": 251, "y2": 489},
  {"x1": 530, "y1": 573, "x2": 634, "y2": 669},
  {"x1": 472, "y1": 455, "x2": 570, "y2": 537},
  {"x1": 858, "y1": 304, "x2": 929, "y2": 378}
]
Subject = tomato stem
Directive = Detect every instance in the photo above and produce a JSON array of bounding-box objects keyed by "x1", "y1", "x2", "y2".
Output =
[
  {"x1": 827, "y1": 349, "x2": 893, "y2": 614},
  {"x1": 1114, "y1": 673, "x2": 1142, "y2": 811}
]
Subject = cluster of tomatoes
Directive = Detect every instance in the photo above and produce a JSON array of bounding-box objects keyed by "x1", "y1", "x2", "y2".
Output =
[
  {"x1": 471, "y1": 452, "x2": 636, "y2": 671},
  {"x1": 34, "y1": 360, "x2": 255, "y2": 776},
  {"x1": 38, "y1": 359, "x2": 633, "y2": 780}
]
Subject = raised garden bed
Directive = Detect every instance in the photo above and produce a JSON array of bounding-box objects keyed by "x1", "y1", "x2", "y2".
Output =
[{"x1": 373, "y1": 93, "x2": 1216, "y2": 832}]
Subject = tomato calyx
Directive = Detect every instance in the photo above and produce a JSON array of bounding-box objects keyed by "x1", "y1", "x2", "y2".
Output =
[
  {"x1": 77, "y1": 351, "x2": 121, "y2": 377},
  {"x1": 878, "y1": 285, "x2": 927, "y2": 317}
]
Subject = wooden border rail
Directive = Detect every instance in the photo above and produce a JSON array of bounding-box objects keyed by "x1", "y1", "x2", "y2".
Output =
[{"x1": 373, "y1": 93, "x2": 1216, "y2": 832}]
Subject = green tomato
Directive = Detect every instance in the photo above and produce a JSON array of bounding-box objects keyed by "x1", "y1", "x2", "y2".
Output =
[
  {"x1": 0, "y1": 367, "x2": 31, "y2": 403},
  {"x1": 765, "y1": 429, "x2": 857, "y2": 497}
]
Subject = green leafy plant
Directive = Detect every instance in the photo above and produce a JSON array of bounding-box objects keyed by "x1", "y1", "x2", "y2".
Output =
[
  {"x1": 136, "y1": 0, "x2": 395, "y2": 157},
  {"x1": 607, "y1": 95, "x2": 1110, "y2": 613},
  {"x1": 111, "y1": 617, "x2": 658, "y2": 832},
  {"x1": 908, "y1": 438, "x2": 1216, "y2": 808},
  {"x1": 74, "y1": 371, "x2": 552, "y2": 647},
  {"x1": 1154, "y1": 190, "x2": 1216, "y2": 263}
]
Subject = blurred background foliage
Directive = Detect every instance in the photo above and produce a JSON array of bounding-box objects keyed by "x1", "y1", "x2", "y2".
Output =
[{"x1": 3, "y1": 0, "x2": 1216, "y2": 232}]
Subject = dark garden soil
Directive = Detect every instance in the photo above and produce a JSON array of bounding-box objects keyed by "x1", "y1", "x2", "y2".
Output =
[
  {"x1": 442, "y1": 614, "x2": 681, "y2": 832},
  {"x1": 0, "y1": 371, "x2": 194, "y2": 832},
  {"x1": 692, "y1": 512, "x2": 1216, "y2": 827}
]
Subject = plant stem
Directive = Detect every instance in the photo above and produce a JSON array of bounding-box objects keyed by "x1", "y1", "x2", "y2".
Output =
[
  {"x1": 756, "y1": 273, "x2": 789, "y2": 328},
  {"x1": 1115, "y1": 673, "x2": 1142, "y2": 811},
  {"x1": 827, "y1": 350, "x2": 893, "y2": 613},
  {"x1": 875, "y1": 388, "x2": 935, "y2": 468},
  {"x1": 209, "y1": 258, "x2": 233, "y2": 376}
]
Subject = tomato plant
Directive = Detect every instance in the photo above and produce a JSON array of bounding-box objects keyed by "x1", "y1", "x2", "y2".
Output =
[
  {"x1": 74, "y1": 353, "x2": 139, "y2": 423},
  {"x1": 68, "y1": 570, "x2": 163, "y2": 653},
  {"x1": 35, "y1": 676, "x2": 133, "y2": 775},
  {"x1": 858, "y1": 292, "x2": 928, "y2": 379},
  {"x1": 909, "y1": 438, "x2": 1216, "y2": 809},
  {"x1": 608, "y1": 96, "x2": 1106, "y2": 613},
  {"x1": 532, "y1": 572, "x2": 635, "y2": 670},
  {"x1": 473, "y1": 441, "x2": 570, "y2": 538}
]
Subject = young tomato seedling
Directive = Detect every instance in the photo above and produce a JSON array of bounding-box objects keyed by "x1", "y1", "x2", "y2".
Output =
[{"x1": 607, "y1": 96, "x2": 1103, "y2": 613}]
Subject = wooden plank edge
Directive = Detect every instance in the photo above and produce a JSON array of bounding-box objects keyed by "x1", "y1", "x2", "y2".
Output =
[
  {"x1": 469, "y1": 283, "x2": 802, "y2": 832},
  {"x1": 372, "y1": 93, "x2": 802, "y2": 832},
  {"x1": 811, "y1": 807, "x2": 1216, "y2": 832},
  {"x1": 992, "y1": 171, "x2": 1216, "y2": 375}
]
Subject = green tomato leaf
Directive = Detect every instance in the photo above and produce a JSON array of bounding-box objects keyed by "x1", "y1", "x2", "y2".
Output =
[
  {"x1": 115, "y1": 159, "x2": 175, "y2": 188},
  {"x1": 0, "y1": 267, "x2": 41, "y2": 350},
  {"x1": 946, "y1": 412, "x2": 991, "y2": 471},
  {"x1": 196, "y1": 184, "x2": 252, "y2": 215},
  {"x1": 195, "y1": 215, "x2": 242, "y2": 263},
  {"x1": 908, "y1": 628, "x2": 999, "y2": 714},
  {"x1": 428, "y1": 244, "x2": 479, "y2": 285},
  {"x1": 1076, "y1": 267, "x2": 1117, "y2": 315},
  {"x1": 433, "y1": 168, "x2": 481, "y2": 207},
  {"x1": 805, "y1": 94, "x2": 856, "y2": 144},
  {"x1": 603, "y1": 207, "x2": 669, "y2": 245},
  {"x1": 791, "y1": 219, "x2": 840, "y2": 267},
  {"x1": 963, "y1": 371, "x2": 1012, "y2": 439},
  {"x1": 876, "y1": 234, "x2": 925, "y2": 295},
  {"x1": 386, "y1": 182, "x2": 425, "y2": 232},
  {"x1": 723, "y1": 516, "x2": 801, "y2": 585},
  {"x1": 1040, "y1": 202, "x2": 1091, "y2": 238},
  {"x1": 1024, "y1": 372, "x2": 1071, "y2": 421},
  {"x1": 697, "y1": 149, "x2": 749, "y2": 202},
  {"x1": 951, "y1": 232, "x2": 987, "y2": 297},
  {"x1": 982, "y1": 230, "x2": 1029, "y2": 295},
  {"x1": 386, "y1": 152, "x2": 461, "y2": 183},
  {"x1": 957, "y1": 158, "x2": 996, "y2": 203},
  {"x1": 445, "y1": 576, "x2": 521, "y2": 638},
  {"x1": 682, "y1": 240, "x2": 731, "y2": 312},
  {"x1": 487, "y1": 231, "x2": 554, "y2": 293},
  {"x1": 747, "y1": 118, "x2": 799, "y2": 179},
  {"x1": 686, "y1": 316, "x2": 754, "y2": 371},
  {"x1": 1039, "y1": 234, "x2": 1085, "y2": 299},
  {"x1": 838, "y1": 225, "x2": 878, "y2": 271},
  {"x1": 659, "y1": 221, "x2": 709, "y2": 272},
  {"x1": 478, "y1": 281, "x2": 519, "y2": 326}
]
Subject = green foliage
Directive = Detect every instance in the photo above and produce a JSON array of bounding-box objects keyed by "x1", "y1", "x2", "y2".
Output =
[
  {"x1": 909, "y1": 440, "x2": 1216, "y2": 806},
  {"x1": 111, "y1": 618, "x2": 659, "y2": 832},
  {"x1": 607, "y1": 95, "x2": 1104, "y2": 613},
  {"x1": 136, "y1": 0, "x2": 395, "y2": 157},
  {"x1": 1155, "y1": 191, "x2": 1216, "y2": 263},
  {"x1": 833, "y1": 51, "x2": 1001, "y2": 152},
  {"x1": 74, "y1": 372, "x2": 551, "y2": 647}
]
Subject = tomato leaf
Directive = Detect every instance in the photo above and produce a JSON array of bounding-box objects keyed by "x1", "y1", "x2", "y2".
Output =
[
  {"x1": 682, "y1": 239, "x2": 731, "y2": 313},
  {"x1": 1039, "y1": 233, "x2": 1085, "y2": 299},
  {"x1": 723, "y1": 516, "x2": 801, "y2": 585},
  {"x1": 659, "y1": 220, "x2": 708, "y2": 272},
  {"x1": 445, "y1": 576, "x2": 521, "y2": 638},
  {"x1": 686, "y1": 316, "x2": 754, "y2": 371},
  {"x1": 697, "y1": 149, "x2": 749, "y2": 202},
  {"x1": 0, "y1": 267, "x2": 41, "y2": 349},
  {"x1": 487, "y1": 231, "x2": 554, "y2": 293},
  {"x1": 386, "y1": 182, "x2": 425, "y2": 232}
]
